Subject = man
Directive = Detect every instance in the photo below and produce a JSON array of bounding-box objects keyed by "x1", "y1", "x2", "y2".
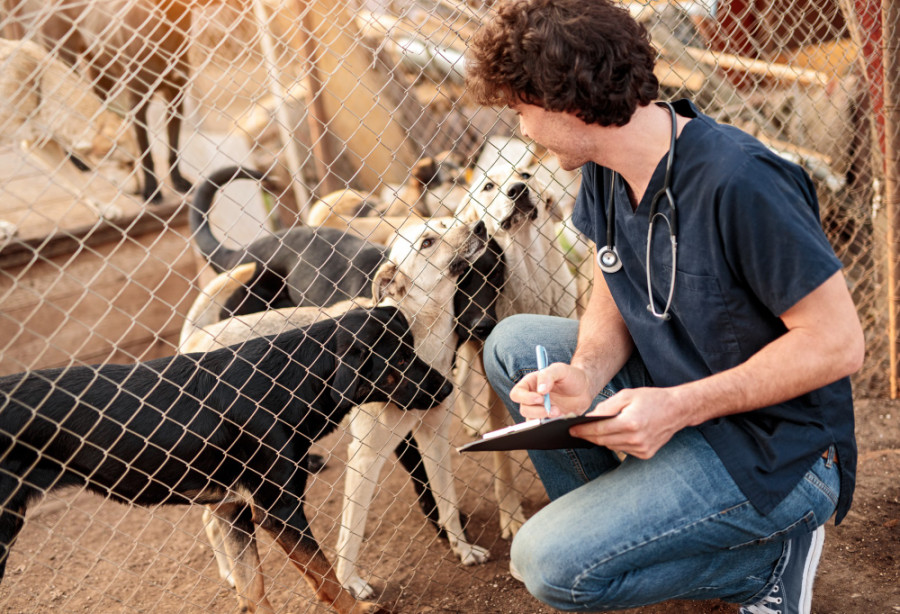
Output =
[{"x1": 467, "y1": 1, "x2": 865, "y2": 613}]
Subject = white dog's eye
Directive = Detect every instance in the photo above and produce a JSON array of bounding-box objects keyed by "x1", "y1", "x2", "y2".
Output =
[
  {"x1": 482, "y1": 182, "x2": 495, "y2": 192},
  {"x1": 420, "y1": 238, "x2": 435, "y2": 249},
  {"x1": 519, "y1": 171, "x2": 532, "y2": 179}
]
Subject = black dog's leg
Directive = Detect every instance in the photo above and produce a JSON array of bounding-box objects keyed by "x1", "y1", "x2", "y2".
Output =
[
  {"x1": 394, "y1": 433, "x2": 468, "y2": 542},
  {"x1": 210, "y1": 502, "x2": 275, "y2": 613},
  {"x1": 166, "y1": 94, "x2": 192, "y2": 194},
  {"x1": 255, "y1": 492, "x2": 383, "y2": 614},
  {"x1": 0, "y1": 482, "x2": 29, "y2": 580},
  {"x1": 134, "y1": 97, "x2": 162, "y2": 204}
]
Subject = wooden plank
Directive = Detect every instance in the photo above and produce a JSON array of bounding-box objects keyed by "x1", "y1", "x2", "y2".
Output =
[
  {"x1": 356, "y1": 10, "x2": 476, "y2": 54},
  {"x1": 0, "y1": 199, "x2": 188, "y2": 269},
  {"x1": 655, "y1": 56, "x2": 707, "y2": 91},
  {"x1": 681, "y1": 46, "x2": 831, "y2": 86},
  {"x1": 772, "y1": 38, "x2": 859, "y2": 76}
]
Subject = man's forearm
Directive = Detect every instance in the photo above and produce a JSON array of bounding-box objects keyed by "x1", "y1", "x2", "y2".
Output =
[
  {"x1": 570, "y1": 258, "x2": 634, "y2": 398},
  {"x1": 673, "y1": 271, "x2": 865, "y2": 428}
]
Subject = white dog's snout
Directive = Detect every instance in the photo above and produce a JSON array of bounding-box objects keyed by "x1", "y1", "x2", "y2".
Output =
[{"x1": 506, "y1": 182, "x2": 528, "y2": 199}]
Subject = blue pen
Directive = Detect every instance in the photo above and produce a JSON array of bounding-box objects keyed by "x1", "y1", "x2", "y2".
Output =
[{"x1": 535, "y1": 345, "x2": 552, "y2": 416}]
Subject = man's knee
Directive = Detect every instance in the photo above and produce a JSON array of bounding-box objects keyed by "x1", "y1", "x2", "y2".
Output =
[
  {"x1": 483, "y1": 314, "x2": 532, "y2": 388},
  {"x1": 511, "y1": 519, "x2": 588, "y2": 610}
]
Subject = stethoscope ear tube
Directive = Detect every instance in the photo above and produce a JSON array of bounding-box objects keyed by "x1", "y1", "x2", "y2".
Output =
[
  {"x1": 599, "y1": 101, "x2": 679, "y2": 321},
  {"x1": 645, "y1": 205, "x2": 677, "y2": 321}
]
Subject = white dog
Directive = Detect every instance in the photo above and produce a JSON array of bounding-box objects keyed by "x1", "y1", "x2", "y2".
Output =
[
  {"x1": 180, "y1": 217, "x2": 491, "y2": 611},
  {"x1": 455, "y1": 163, "x2": 579, "y2": 539},
  {"x1": 0, "y1": 38, "x2": 139, "y2": 240}
]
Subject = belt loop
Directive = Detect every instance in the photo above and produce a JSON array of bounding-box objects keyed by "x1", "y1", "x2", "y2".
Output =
[{"x1": 824, "y1": 445, "x2": 836, "y2": 468}]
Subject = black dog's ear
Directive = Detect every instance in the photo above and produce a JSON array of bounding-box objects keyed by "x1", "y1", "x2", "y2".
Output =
[
  {"x1": 372, "y1": 263, "x2": 410, "y2": 302},
  {"x1": 330, "y1": 326, "x2": 366, "y2": 407}
]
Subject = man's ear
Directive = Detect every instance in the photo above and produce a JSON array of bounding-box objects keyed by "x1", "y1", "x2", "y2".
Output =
[{"x1": 372, "y1": 263, "x2": 409, "y2": 302}]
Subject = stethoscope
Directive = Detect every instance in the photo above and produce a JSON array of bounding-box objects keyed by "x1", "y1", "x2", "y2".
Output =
[{"x1": 596, "y1": 101, "x2": 678, "y2": 321}]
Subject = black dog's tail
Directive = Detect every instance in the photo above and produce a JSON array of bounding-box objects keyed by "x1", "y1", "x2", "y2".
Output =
[{"x1": 190, "y1": 166, "x2": 266, "y2": 273}]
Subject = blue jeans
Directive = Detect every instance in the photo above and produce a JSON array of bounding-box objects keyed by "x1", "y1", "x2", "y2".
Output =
[{"x1": 483, "y1": 314, "x2": 840, "y2": 611}]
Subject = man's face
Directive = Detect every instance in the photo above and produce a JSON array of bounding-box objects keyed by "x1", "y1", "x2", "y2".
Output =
[{"x1": 512, "y1": 103, "x2": 594, "y2": 171}]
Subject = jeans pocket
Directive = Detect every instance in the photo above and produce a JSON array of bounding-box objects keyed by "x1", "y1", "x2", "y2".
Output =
[
  {"x1": 803, "y1": 458, "x2": 840, "y2": 509},
  {"x1": 728, "y1": 510, "x2": 818, "y2": 550}
]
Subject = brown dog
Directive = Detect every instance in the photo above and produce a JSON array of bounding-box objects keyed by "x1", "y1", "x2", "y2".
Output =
[
  {"x1": 0, "y1": 37, "x2": 139, "y2": 239},
  {"x1": 5, "y1": 0, "x2": 194, "y2": 202}
]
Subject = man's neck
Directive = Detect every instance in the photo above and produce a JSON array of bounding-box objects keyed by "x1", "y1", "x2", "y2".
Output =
[{"x1": 594, "y1": 103, "x2": 689, "y2": 209}]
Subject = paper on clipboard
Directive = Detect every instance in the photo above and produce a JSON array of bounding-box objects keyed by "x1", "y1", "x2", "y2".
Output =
[{"x1": 457, "y1": 413, "x2": 618, "y2": 452}]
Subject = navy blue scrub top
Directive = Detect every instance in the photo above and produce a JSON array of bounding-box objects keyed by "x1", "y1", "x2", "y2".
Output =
[{"x1": 571, "y1": 99, "x2": 856, "y2": 523}]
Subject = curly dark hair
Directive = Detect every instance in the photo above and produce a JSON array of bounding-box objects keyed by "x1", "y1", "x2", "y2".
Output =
[{"x1": 466, "y1": 0, "x2": 659, "y2": 127}]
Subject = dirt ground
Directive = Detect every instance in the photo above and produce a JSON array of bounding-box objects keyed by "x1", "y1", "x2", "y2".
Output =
[{"x1": 0, "y1": 397, "x2": 895, "y2": 614}]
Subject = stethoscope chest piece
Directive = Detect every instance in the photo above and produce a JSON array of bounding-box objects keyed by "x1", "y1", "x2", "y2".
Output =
[{"x1": 597, "y1": 245, "x2": 622, "y2": 273}]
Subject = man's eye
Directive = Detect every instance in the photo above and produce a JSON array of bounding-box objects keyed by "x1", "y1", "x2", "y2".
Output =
[
  {"x1": 420, "y1": 238, "x2": 435, "y2": 249},
  {"x1": 482, "y1": 182, "x2": 495, "y2": 192}
]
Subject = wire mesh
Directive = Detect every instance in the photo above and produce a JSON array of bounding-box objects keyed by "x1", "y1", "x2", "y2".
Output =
[{"x1": 0, "y1": 0, "x2": 887, "y2": 612}]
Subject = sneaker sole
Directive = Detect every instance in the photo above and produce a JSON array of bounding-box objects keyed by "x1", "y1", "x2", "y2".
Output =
[{"x1": 800, "y1": 525, "x2": 826, "y2": 613}]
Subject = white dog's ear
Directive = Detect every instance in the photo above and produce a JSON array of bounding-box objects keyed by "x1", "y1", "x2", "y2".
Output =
[
  {"x1": 544, "y1": 191, "x2": 557, "y2": 215},
  {"x1": 455, "y1": 197, "x2": 480, "y2": 222},
  {"x1": 372, "y1": 263, "x2": 410, "y2": 301}
]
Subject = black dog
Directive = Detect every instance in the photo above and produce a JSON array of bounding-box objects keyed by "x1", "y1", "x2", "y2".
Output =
[
  {"x1": 190, "y1": 167, "x2": 506, "y2": 536},
  {"x1": 190, "y1": 166, "x2": 506, "y2": 344},
  {"x1": 190, "y1": 167, "x2": 385, "y2": 314},
  {"x1": 0, "y1": 307, "x2": 450, "y2": 614}
]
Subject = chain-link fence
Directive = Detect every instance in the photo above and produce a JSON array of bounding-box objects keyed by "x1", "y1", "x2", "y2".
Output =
[{"x1": 0, "y1": 0, "x2": 889, "y2": 612}]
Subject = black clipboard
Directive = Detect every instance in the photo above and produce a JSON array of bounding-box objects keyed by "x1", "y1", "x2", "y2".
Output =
[{"x1": 457, "y1": 413, "x2": 617, "y2": 452}]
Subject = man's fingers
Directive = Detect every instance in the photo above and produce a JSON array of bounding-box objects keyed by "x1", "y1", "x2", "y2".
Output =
[
  {"x1": 510, "y1": 373, "x2": 541, "y2": 405},
  {"x1": 588, "y1": 393, "x2": 628, "y2": 418},
  {"x1": 535, "y1": 366, "x2": 551, "y2": 393},
  {"x1": 513, "y1": 366, "x2": 558, "y2": 403}
]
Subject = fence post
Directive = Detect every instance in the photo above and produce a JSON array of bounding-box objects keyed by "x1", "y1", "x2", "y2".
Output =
[{"x1": 883, "y1": 0, "x2": 900, "y2": 397}]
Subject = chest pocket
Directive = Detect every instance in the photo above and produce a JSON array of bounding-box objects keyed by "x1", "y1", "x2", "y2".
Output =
[{"x1": 669, "y1": 268, "x2": 742, "y2": 368}]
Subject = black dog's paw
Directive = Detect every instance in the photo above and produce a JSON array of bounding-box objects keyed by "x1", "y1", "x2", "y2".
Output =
[
  {"x1": 143, "y1": 180, "x2": 164, "y2": 204},
  {"x1": 171, "y1": 172, "x2": 193, "y2": 194}
]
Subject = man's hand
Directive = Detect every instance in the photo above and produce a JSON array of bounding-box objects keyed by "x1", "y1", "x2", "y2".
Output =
[
  {"x1": 511, "y1": 364, "x2": 685, "y2": 459},
  {"x1": 570, "y1": 387, "x2": 687, "y2": 459},
  {"x1": 510, "y1": 362, "x2": 597, "y2": 419}
]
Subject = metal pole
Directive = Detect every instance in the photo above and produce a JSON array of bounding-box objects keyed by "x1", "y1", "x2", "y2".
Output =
[
  {"x1": 251, "y1": 0, "x2": 312, "y2": 218},
  {"x1": 883, "y1": 0, "x2": 900, "y2": 397}
]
